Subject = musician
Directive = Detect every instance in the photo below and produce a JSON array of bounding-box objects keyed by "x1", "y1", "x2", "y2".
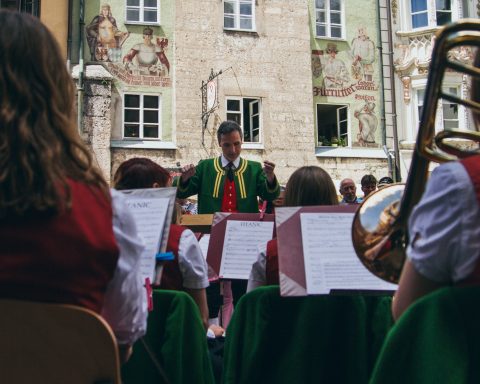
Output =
[
  {"x1": 247, "y1": 166, "x2": 339, "y2": 291},
  {"x1": 114, "y1": 158, "x2": 213, "y2": 332},
  {"x1": 392, "y1": 51, "x2": 480, "y2": 321},
  {"x1": 0, "y1": 10, "x2": 146, "y2": 363}
]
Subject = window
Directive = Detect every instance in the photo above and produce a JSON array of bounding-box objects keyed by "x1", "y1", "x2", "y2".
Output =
[
  {"x1": 317, "y1": 104, "x2": 348, "y2": 146},
  {"x1": 123, "y1": 94, "x2": 161, "y2": 139},
  {"x1": 314, "y1": 0, "x2": 344, "y2": 39},
  {"x1": 226, "y1": 97, "x2": 261, "y2": 143},
  {"x1": 410, "y1": 0, "x2": 452, "y2": 29},
  {"x1": 126, "y1": 0, "x2": 159, "y2": 24},
  {"x1": 0, "y1": 0, "x2": 40, "y2": 16},
  {"x1": 415, "y1": 87, "x2": 459, "y2": 133},
  {"x1": 224, "y1": 0, "x2": 255, "y2": 31}
]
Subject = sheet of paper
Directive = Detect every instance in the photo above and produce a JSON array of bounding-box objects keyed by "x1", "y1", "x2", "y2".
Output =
[
  {"x1": 124, "y1": 196, "x2": 169, "y2": 281},
  {"x1": 219, "y1": 220, "x2": 274, "y2": 279},
  {"x1": 300, "y1": 212, "x2": 397, "y2": 294},
  {"x1": 198, "y1": 234, "x2": 210, "y2": 261}
]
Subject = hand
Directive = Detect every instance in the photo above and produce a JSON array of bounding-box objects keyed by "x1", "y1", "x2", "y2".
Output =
[
  {"x1": 181, "y1": 164, "x2": 196, "y2": 183},
  {"x1": 263, "y1": 160, "x2": 276, "y2": 184},
  {"x1": 208, "y1": 324, "x2": 225, "y2": 337}
]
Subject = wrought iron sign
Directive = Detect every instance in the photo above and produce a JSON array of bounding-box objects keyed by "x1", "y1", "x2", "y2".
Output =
[{"x1": 201, "y1": 68, "x2": 223, "y2": 144}]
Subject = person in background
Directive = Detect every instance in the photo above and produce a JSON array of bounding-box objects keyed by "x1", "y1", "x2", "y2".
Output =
[
  {"x1": 0, "y1": 10, "x2": 146, "y2": 363},
  {"x1": 392, "y1": 49, "x2": 480, "y2": 321},
  {"x1": 360, "y1": 174, "x2": 377, "y2": 201},
  {"x1": 247, "y1": 166, "x2": 339, "y2": 291},
  {"x1": 339, "y1": 178, "x2": 361, "y2": 204},
  {"x1": 377, "y1": 176, "x2": 394, "y2": 189},
  {"x1": 113, "y1": 158, "x2": 224, "y2": 336}
]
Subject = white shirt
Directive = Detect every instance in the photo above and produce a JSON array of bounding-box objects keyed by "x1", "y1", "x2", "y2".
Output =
[
  {"x1": 221, "y1": 155, "x2": 240, "y2": 169},
  {"x1": 247, "y1": 242, "x2": 268, "y2": 292},
  {"x1": 101, "y1": 189, "x2": 148, "y2": 346},
  {"x1": 177, "y1": 229, "x2": 209, "y2": 289},
  {"x1": 407, "y1": 161, "x2": 480, "y2": 283}
]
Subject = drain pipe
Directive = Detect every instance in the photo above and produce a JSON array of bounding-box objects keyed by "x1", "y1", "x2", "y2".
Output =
[
  {"x1": 66, "y1": 0, "x2": 73, "y2": 69},
  {"x1": 77, "y1": 0, "x2": 86, "y2": 133},
  {"x1": 385, "y1": 0, "x2": 401, "y2": 182}
]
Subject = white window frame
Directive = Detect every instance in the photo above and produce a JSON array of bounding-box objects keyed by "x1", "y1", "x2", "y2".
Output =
[
  {"x1": 125, "y1": 0, "x2": 160, "y2": 25},
  {"x1": 226, "y1": 96, "x2": 262, "y2": 147},
  {"x1": 412, "y1": 82, "x2": 464, "y2": 141},
  {"x1": 223, "y1": 0, "x2": 256, "y2": 32},
  {"x1": 316, "y1": 103, "x2": 350, "y2": 147},
  {"x1": 123, "y1": 93, "x2": 162, "y2": 140},
  {"x1": 408, "y1": 0, "x2": 457, "y2": 30},
  {"x1": 314, "y1": 0, "x2": 345, "y2": 40}
]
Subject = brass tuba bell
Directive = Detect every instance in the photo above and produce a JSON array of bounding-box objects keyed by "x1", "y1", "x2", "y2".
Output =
[{"x1": 351, "y1": 19, "x2": 480, "y2": 284}]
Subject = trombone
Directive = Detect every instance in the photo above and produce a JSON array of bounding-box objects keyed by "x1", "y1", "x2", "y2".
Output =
[{"x1": 351, "y1": 19, "x2": 480, "y2": 284}]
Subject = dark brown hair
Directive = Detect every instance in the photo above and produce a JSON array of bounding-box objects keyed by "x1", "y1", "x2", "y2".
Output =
[
  {"x1": 0, "y1": 10, "x2": 108, "y2": 218},
  {"x1": 113, "y1": 158, "x2": 171, "y2": 190},
  {"x1": 284, "y1": 166, "x2": 338, "y2": 207}
]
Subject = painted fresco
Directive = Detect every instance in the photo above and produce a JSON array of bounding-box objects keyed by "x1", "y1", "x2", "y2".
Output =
[
  {"x1": 85, "y1": 3, "x2": 171, "y2": 88},
  {"x1": 312, "y1": 25, "x2": 380, "y2": 148},
  {"x1": 86, "y1": 4, "x2": 130, "y2": 62}
]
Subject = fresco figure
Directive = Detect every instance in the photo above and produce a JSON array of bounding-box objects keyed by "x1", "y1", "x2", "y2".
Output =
[
  {"x1": 85, "y1": 3, "x2": 129, "y2": 62},
  {"x1": 354, "y1": 101, "x2": 378, "y2": 145},
  {"x1": 350, "y1": 26, "x2": 375, "y2": 81},
  {"x1": 321, "y1": 43, "x2": 350, "y2": 89},
  {"x1": 123, "y1": 27, "x2": 170, "y2": 76}
]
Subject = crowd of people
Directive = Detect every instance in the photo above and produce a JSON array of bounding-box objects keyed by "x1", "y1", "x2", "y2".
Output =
[{"x1": 1, "y1": 8, "x2": 479, "y2": 381}]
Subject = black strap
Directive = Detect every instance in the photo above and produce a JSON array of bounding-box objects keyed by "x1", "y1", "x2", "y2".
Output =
[{"x1": 140, "y1": 337, "x2": 172, "y2": 384}]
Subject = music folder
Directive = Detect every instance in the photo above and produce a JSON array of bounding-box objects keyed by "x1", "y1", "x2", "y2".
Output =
[
  {"x1": 275, "y1": 205, "x2": 397, "y2": 297},
  {"x1": 207, "y1": 212, "x2": 275, "y2": 280}
]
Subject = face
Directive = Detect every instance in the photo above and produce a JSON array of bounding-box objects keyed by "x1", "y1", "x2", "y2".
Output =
[
  {"x1": 361, "y1": 183, "x2": 376, "y2": 197},
  {"x1": 101, "y1": 6, "x2": 109, "y2": 17},
  {"x1": 340, "y1": 180, "x2": 357, "y2": 203},
  {"x1": 143, "y1": 34, "x2": 153, "y2": 44},
  {"x1": 219, "y1": 131, "x2": 242, "y2": 162}
]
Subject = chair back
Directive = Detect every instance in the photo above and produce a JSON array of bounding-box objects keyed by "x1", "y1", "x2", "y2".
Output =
[
  {"x1": 122, "y1": 289, "x2": 215, "y2": 384},
  {"x1": 0, "y1": 299, "x2": 121, "y2": 384},
  {"x1": 370, "y1": 286, "x2": 480, "y2": 384},
  {"x1": 222, "y1": 286, "x2": 393, "y2": 384}
]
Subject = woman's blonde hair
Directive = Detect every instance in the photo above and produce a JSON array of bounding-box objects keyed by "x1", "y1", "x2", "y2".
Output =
[{"x1": 0, "y1": 11, "x2": 108, "y2": 217}]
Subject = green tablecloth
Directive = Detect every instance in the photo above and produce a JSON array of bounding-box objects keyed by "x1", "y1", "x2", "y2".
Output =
[
  {"x1": 122, "y1": 289, "x2": 215, "y2": 384},
  {"x1": 370, "y1": 286, "x2": 480, "y2": 384},
  {"x1": 222, "y1": 286, "x2": 393, "y2": 384}
]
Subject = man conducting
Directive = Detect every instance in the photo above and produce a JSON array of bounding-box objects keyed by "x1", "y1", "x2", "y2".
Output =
[{"x1": 176, "y1": 120, "x2": 280, "y2": 213}]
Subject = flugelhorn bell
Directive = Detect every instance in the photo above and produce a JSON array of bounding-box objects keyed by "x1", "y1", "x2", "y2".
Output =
[{"x1": 351, "y1": 19, "x2": 480, "y2": 284}]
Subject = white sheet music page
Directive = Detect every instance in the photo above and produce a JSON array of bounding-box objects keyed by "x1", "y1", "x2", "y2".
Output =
[
  {"x1": 300, "y1": 212, "x2": 397, "y2": 294},
  {"x1": 219, "y1": 220, "x2": 274, "y2": 279},
  {"x1": 124, "y1": 197, "x2": 169, "y2": 281}
]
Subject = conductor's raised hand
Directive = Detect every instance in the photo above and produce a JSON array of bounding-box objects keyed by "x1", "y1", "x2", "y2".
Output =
[
  {"x1": 181, "y1": 164, "x2": 196, "y2": 183},
  {"x1": 263, "y1": 160, "x2": 276, "y2": 184}
]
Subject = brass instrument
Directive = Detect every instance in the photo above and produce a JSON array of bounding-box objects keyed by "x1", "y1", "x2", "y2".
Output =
[{"x1": 352, "y1": 20, "x2": 480, "y2": 284}]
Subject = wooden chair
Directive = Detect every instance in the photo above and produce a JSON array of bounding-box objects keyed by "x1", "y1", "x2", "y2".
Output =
[{"x1": 0, "y1": 299, "x2": 121, "y2": 384}]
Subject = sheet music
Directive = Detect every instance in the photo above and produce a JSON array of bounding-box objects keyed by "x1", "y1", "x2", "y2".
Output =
[
  {"x1": 219, "y1": 220, "x2": 274, "y2": 279},
  {"x1": 198, "y1": 234, "x2": 210, "y2": 261},
  {"x1": 124, "y1": 196, "x2": 169, "y2": 281},
  {"x1": 300, "y1": 213, "x2": 397, "y2": 294}
]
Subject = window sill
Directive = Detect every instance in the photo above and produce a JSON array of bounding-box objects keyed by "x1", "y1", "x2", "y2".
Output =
[
  {"x1": 242, "y1": 143, "x2": 264, "y2": 150},
  {"x1": 111, "y1": 140, "x2": 176, "y2": 150},
  {"x1": 223, "y1": 28, "x2": 258, "y2": 35},
  {"x1": 314, "y1": 36, "x2": 347, "y2": 42},
  {"x1": 315, "y1": 147, "x2": 388, "y2": 159},
  {"x1": 124, "y1": 21, "x2": 161, "y2": 26}
]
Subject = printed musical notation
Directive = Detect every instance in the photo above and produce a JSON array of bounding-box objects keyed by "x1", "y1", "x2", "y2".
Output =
[
  {"x1": 219, "y1": 220, "x2": 274, "y2": 279},
  {"x1": 300, "y1": 212, "x2": 397, "y2": 294}
]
